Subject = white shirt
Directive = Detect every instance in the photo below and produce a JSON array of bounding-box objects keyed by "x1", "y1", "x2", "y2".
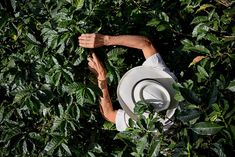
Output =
[{"x1": 115, "y1": 53, "x2": 176, "y2": 131}]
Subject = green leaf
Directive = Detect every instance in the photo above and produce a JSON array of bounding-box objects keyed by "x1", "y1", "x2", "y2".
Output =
[
  {"x1": 230, "y1": 125, "x2": 235, "y2": 140},
  {"x1": 102, "y1": 121, "x2": 115, "y2": 130},
  {"x1": 179, "y1": 87, "x2": 201, "y2": 104},
  {"x1": 147, "y1": 19, "x2": 161, "y2": 27},
  {"x1": 134, "y1": 101, "x2": 149, "y2": 114},
  {"x1": 27, "y1": 33, "x2": 40, "y2": 44},
  {"x1": 57, "y1": 43, "x2": 65, "y2": 54},
  {"x1": 52, "y1": 56, "x2": 59, "y2": 65},
  {"x1": 51, "y1": 117, "x2": 63, "y2": 132},
  {"x1": 61, "y1": 143, "x2": 72, "y2": 156},
  {"x1": 23, "y1": 140, "x2": 28, "y2": 155},
  {"x1": 174, "y1": 92, "x2": 185, "y2": 102},
  {"x1": 181, "y1": 39, "x2": 194, "y2": 47},
  {"x1": 13, "y1": 86, "x2": 32, "y2": 104},
  {"x1": 197, "y1": 65, "x2": 209, "y2": 78},
  {"x1": 10, "y1": 0, "x2": 16, "y2": 12},
  {"x1": 63, "y1": 69, "x2": 74, "y2": 82},
  {"x1": 159, "y1": 12, "x2": 169, "y2": 22},
  {"x1": 211, "y1": 143, "x2": 226, "y2": 157},
  {"x1": 228, "y1": 54, "x2": 235, "y2": 60},
  {"x1": 136, "y1": 135, "x2": 147, "y2": 154},
  {"x1": 177, "y1": 110, "x2": 200, "y2": 123},
  {"x1": 191, "y1": 16, "x2": 208, "y2": 24},
  {"x1": 208, "y1": 84, "x2": 218, "y2": 105},
  {"x1": 157, "y1": 24, "x2": 166, "y2": 31},
  {"x1": 227, "y1": 80, "x2": 235, "y2": 92},
  {"x1": 192, "y1": 122, "x2": 224, "y2": 135},
  {"x1": 76, "y1": 86, "x2": 95, "y2": 105},
  {"x1": 44, "y1": 137, "x2": 63, "y2": 154},
  {"x1": 66, "y1": 0, "x2": 84, "y2": 10},
  {"x1": 0, "y1": 106, "x2": 4, "y2": 122},
  {"x1": 225, "y1": 107, "x2": 235, "y2": 119},
  {"x1": 52, "y1": 71, "x2": 62, "y2": 86},
  {"x1": 192, "y1": 23, "x2": 209, "y2": 38},
  {"x1": 148, "y1": 138, "x2": 161, "y2": 157},
  {"x1": 191, "y1": 45, "x2": 210, "y2": 54},
  {"x1": 196, "y1": 4, "x2": 215, "y2": 13}
]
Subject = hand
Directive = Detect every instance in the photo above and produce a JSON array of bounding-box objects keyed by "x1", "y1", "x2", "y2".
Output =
[
  {"x1": 78, "y1": 33, "x2": 108, "y2": 48},
  {"x1": 87, "y1": 52, "x2": 106, "y2": 80}
]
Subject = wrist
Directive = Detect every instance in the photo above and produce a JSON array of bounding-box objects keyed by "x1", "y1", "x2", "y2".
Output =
[
  {"x1": 97, "y1": 73, "x2": 106, "y2": 81},
  {"x1": 104, "y1": 35, "x2": 111, "y2": 46}
]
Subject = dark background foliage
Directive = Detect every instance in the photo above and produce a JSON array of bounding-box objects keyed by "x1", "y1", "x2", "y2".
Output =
[{"x1": 0, "y1": 0, "x2": 234, "y2": 156}]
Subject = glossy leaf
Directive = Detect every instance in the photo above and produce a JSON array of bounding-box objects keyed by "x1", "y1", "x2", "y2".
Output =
[
  {"x1": 197, "y1": 65, "x2": 209, "y2": 78},
  {"x1": 177, "y1": 110, "x2": 200, "y2": 123},
  {"x1": 61, "y1": 143, "x2": 72, "y2": 156},
  {"x1": 148, "y1": 138, "x2": 161, "y2": 157},
  {"x1": 0, "y1": 0, "x2": 234, "y2": 156},
  {"x1": 44, "y1": 137, "x2": 63, "y2": 154},
  {"x1": 192, "y1": 122, "x2": 224, "y2": 135}
]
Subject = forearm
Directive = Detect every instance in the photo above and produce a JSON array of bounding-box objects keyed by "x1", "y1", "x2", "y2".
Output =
[
  {"x1": 98, "y1": 79, "x2": 116, "y2": 123},
  {"x1": 104, "y1": 35, "x2": 157, "y2": 59}
]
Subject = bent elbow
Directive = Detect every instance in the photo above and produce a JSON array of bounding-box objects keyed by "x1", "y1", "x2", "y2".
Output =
[
  {"x1": 141, "y1": 38, "x2": 157, "y2": 59},
  {"x1": 142, "y1": 38, "x2": 153, "y2": 48}
]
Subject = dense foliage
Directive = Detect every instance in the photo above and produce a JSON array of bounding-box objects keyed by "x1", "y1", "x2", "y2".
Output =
[{"x1": 0, "y1": 0, "x2": 234, "y2": 156}]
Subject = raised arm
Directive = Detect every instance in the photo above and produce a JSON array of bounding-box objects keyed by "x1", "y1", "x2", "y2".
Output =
[
  {"x1": 78, "y1": 34, "x2": 157, "y2": 59},
  {"x1": 87, "y1": 53, "x2": 116, "y2": 123}
]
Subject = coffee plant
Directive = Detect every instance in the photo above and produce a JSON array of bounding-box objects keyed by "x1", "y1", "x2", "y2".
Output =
[{"x1": 0, "y1": 0, "x2": 234, "y2": 156}]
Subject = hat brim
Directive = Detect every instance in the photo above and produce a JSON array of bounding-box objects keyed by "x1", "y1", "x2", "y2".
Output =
[{"x1": 117, "y1": 66, "x2": 178, "y2": 121}]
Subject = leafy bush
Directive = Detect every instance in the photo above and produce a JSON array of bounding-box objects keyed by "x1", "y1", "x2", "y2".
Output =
[{"x1": 0, "y1": 0, "x2": 234, "y2": 156}]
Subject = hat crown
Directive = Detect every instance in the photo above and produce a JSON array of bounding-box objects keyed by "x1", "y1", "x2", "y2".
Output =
[{"x1": 133, "y1": 79, "x2": 171, "y2": 112}]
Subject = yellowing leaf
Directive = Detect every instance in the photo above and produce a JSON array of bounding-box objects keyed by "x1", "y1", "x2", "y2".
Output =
[
  {"x1": 196, "y1": 4, "x2": 215, "y2": 13},
  {"x1": 189, "y1": 56, "x2": 205, "y2": 67},
  {"x1": 11, "y1": 34, "x2": 17, "y2": 41}
]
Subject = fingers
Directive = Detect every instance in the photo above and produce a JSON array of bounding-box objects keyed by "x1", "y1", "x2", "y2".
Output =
[
  {"x1": 88, "y1": 52, "x2": 100, "y2": 65},
  {"x1": 78, "y1": 33, "x2": 104, "y2": 48},
  {"x1": 78, "y1": 33, "x2": 95, "y2": 48},
  {"x1": 87, "y1": 56, "x2": 95, "y2": 67},
  {"x1": 87, "y1": 52, "x2": 106, "y2": 79},
  {"x1": 91, "y1": 52, "x2": 99, "y2": 63}
]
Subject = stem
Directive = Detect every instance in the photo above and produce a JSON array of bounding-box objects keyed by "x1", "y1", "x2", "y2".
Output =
[{"x1": 220, "y1": 115, "x2": 228, "y2": 128}]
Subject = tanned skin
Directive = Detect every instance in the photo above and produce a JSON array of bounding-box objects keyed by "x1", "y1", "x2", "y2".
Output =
[{"x1": 78, "y1": 33, "x2": 157, "y2": 123}]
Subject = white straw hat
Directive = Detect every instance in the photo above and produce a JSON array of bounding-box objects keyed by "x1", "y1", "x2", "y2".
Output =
[{"x1": 117, "y1": 66, "x2": 178, "y2": 123}]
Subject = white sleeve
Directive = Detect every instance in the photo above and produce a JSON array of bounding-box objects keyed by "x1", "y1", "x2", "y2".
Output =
[
  {"x1": 143, "y1": 53, "x2": 167, "y2": 70},
  {"x1": 143, "y1": 53, "x2": 177, "y2": 80},
  {"x1": 115, "y1": 109, "x2": 130, "y2": 131}
]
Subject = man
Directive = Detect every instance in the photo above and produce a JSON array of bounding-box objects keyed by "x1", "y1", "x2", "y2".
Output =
[{"x1": 78, "y1": 34, "x2": 178, "y2": 131}]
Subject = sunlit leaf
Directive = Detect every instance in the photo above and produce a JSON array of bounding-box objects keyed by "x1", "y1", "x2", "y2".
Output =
[
  {"x1": 148, "y1": 137, "x2": 161, "y2": 157},
  {"x1": 27, "y1": 33, "x2": 40, "y2": 44},
  {"x1": 51, "y1": 117, "x2": 63, "y2": 132},
  {"x1": 63, "y1": 69, "x2": 74, "y2": 82},
  {"x1": 197, "y1": 65, "x2": 209, "y2": 78},
  {"x1": 52, "y1": 71, "x2": 62, "y2": 86},
  {"x1": 10, "y1": 0, "x2": 16, "y2": 12},
  {"x1": 136, "y1": 135, "x2": 147, "y2": 154},
  {"x1": 44, "y1": 137, "x2": 63, "y2": 153},
  {"x1": 61, "y1": 143, "x2": 72, "y2": 156},
  {"x1": 66, "y1": 0, "x2": 84, "y2": 10},
  {"x1": 196, "y1": 4, "x2": 215, "y2": 13}
]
